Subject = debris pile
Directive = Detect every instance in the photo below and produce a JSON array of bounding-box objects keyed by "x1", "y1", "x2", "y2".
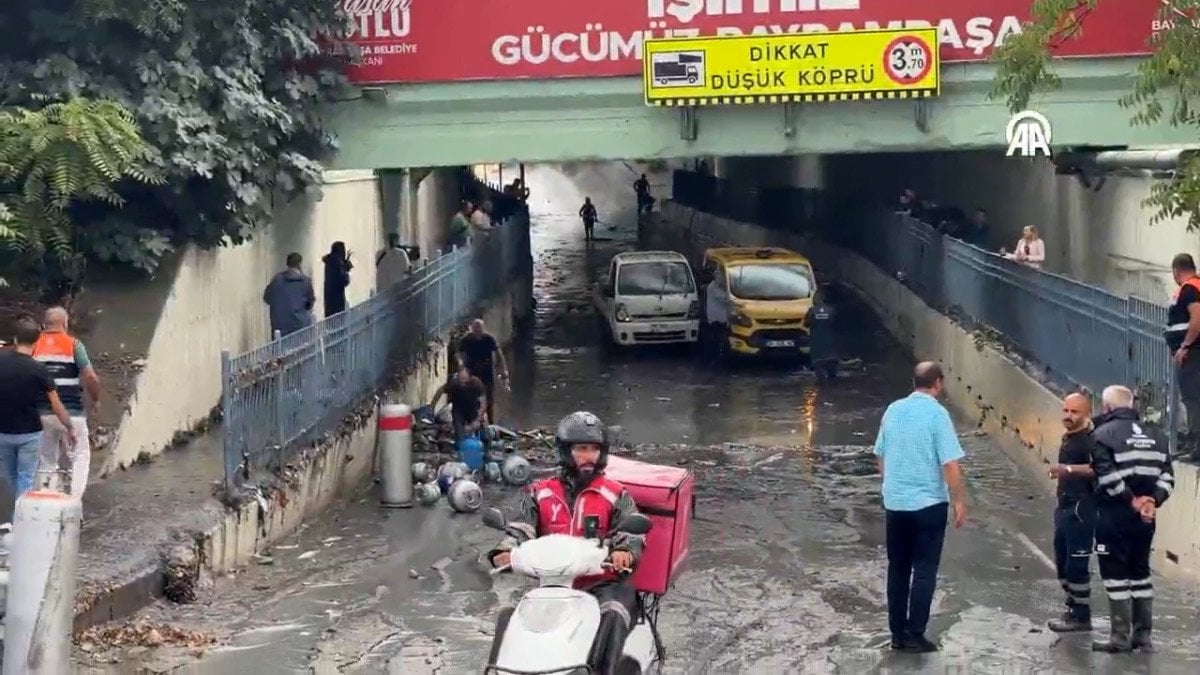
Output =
[{"x1": 77, "y1": 619, "x2": 218, "y2": 653}]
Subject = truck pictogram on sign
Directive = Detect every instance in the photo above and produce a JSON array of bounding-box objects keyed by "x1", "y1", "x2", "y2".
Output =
[{"x1": 650, "y1": 51, "x2": 706, "y2": 87}]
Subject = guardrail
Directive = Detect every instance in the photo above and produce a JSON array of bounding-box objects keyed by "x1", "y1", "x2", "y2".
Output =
[
  {"x1": 671, "y1": 170, "x2": 1180, "y2": 446},
  {"x1": 221, "y1": 190, "x2": 531, "y2": 489}
]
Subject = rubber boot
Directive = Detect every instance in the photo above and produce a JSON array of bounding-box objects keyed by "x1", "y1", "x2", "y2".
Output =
[
  {"x1": 1131, "y1": 598, "x2": 1154, "y2": 652},
  {"x1": 1048, "y1": 612, "x2": 1092, "y2": 633},
  {"x1": 1091, "y1": 599, "x2": 1133, "y2": 652}
]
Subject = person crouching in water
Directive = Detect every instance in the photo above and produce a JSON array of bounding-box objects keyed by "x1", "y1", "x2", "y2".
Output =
[{"x1": 487, "y1": 411, "x2": 645, "y2": 673}]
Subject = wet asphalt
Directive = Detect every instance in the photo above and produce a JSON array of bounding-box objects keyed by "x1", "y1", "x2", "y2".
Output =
[{"x1": 88, "y1": 164, "x2": 1200, "y2": 674}]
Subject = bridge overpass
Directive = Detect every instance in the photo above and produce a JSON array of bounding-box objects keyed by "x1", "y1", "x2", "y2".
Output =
[{"x1": 325, "y1": 0, "x2": 1176, "y2": 169}]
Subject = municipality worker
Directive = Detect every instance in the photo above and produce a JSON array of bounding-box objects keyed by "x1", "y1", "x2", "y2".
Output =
[
  {"x1": 1090, "y1": 385, "x2": 1173, "y2": 653},
  {"x1": 1046, "y1": 392, "x2": 1099, "y2": 633}
]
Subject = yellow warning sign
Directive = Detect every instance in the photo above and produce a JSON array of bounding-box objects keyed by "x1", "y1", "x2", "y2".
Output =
[{"x1": 642, "y1": 27, "x2": 940, "y2": 107}]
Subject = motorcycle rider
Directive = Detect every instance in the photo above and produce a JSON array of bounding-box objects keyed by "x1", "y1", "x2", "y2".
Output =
[
  {"x1": 488, "y1": 411, "x2": 646, "y2": 673},
  {"x1": 1090, "y1": 385, "x2": 1173, "y2": 653}
]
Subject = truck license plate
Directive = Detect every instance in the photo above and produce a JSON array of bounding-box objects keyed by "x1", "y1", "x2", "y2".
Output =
[{"x1": 766, "y1": 340, "x2": 795, "y2": 348}]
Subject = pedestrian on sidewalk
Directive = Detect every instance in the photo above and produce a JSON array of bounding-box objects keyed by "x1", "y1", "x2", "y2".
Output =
[
  {"x1": 34, "y1": 307, "x2": 102, "y2": 498},
  {"x1": 263, "y1": 252, "x2": 316, "y2": 338},
  {"x1": 1090, "y1": 385, "x2": 1172, "y2": 653},
  {"x1": 1166, "y1": 252, "x2": 1200, "y2": 461},
  {"x1": 873, "y1": 361, "x2": 968, "y2": 653},
  {"x1": 456, "y1": 319, "x2": 509, "y2": 425},
  {"x1": 0, "y1": 320, "x2": 75, "y2": 502},
  {"x1": 322, "y1": 241, "x2": 353, "y2": 318},
  {"x1": 1046, "y1": 392, "x2": 1099, "y2": 633}
]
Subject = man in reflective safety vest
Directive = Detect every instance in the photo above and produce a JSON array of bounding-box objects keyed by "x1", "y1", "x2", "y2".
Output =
[
  {"x1": 33, "y1": 307, "x2": 102, "y2": 497},
  {"x1": 488, "y1": 411, "x2": 646, "y2": 673},
  {"x1": 1166, "y1": 253, "x2": 1200, "y2": 461}
]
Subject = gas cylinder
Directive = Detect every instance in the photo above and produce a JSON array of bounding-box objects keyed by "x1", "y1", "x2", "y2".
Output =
[
  {"x1": 483, "y1": 462, "x2": 502, "y2": 483},
  {"x1": 437, "y1": 461, "x2": 469, "y2": 494},
  {"x1": 501, "y1": 454, "x2": 532, "y2": 486},
  {"x1": 411, "y1": 462, "x2": 435, "y2": 484},
  {"x1": 447, "y1": 479, "x2": 484, "y2": 513},
  {"x1": 415, "y1": 482, "x2": 442, "y2": 506}
]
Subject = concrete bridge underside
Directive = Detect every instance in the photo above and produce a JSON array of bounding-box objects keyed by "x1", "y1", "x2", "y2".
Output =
[{"x1": 325, "y1": 58, "x2": 1191, "y2": 170}]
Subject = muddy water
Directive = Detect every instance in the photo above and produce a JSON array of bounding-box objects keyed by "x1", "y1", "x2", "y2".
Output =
[{"x1": 86, "y1": 164, "x2": 1200, "y2": 674}]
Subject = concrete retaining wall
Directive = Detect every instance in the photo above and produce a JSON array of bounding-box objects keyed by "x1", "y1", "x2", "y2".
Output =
[
  {"x1": 205, "y1": 279, "x2": 528, "y2": 574},
  {"x1": 100, "y1": 168, "x2": 463, "y2": 472},
  {"x1": 655, "y1": 200, "x2": 1200, "y2": 586}
]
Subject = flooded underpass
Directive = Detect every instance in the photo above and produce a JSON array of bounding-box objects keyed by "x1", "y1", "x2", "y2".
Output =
[{"x1": 81, "y1": 164, "x2": 1200, "y2": 674}]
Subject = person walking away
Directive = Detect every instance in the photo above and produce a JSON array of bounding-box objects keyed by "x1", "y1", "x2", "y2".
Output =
[
  {"x1": 579, "y1": 197, "x2": 598, "y2": 242},
  {"x1": 487, "y1": 411, "x2": 645, "y2": 673},
  {"x1": 1001, "y1": 226, "x2": 1045, "y2": 269},
  {"x1": 873, "y1": 361, "x2": 968, "y2": 652},
  {"x1": 34, "y1": 307, "x2": 102, "y2": 498},
  {"x1": 0, "y1": 320, "x2": 75, "y2": 502},
  {"x1": 1046, "y1": 392, "x2": 1099, "y2": 632},
  {"x1": 1090, "y1": 385, "x2": 1172, "y2": 653},
  {"x1": 376, "y1": 232, "x2": 413, "y2": 292},
  {"x1": 263, "y1": 252, "x2": 316, "y2": 337},
  {"x1": 430, "y1": 367, "x2": 488, "y2": 440},
  {"x1": 808, "y1": 289, "x2": 838, "y2": 380},
  {"x1": 322, "y1": 241, "x2": 353, "y2": 318},
  {"x1": 633, "y1": 174, "x2": 655, "y2": 215},
  {"x1": 457, "y1": 319, "x2": 510, "y2": 425},
  {"x1": 1165, "y1": 253, "x2": 1200, "y2": 461}
]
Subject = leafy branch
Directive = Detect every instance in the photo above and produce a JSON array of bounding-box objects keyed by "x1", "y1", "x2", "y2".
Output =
[
  {"x1": 990, "y1": 1, "x2": 1200, "y2": 229},
  {"x1": 0, "y1": 98, "x2": 162, "y2": 285}
]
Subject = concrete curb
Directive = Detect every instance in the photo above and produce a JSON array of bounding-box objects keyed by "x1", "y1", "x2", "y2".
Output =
[{"x1": 655, "y1": 201, "x2": 1200, "y2": 587}]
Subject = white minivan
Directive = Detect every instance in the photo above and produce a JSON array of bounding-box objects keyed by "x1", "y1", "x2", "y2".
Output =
[{"x1": 593, "y1": 251, "x2": 701, "y2": 347}]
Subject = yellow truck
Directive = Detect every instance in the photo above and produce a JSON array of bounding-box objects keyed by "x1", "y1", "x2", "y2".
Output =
[{"x1": 696, "y1": 247, "x2": 817, "y2": 362}]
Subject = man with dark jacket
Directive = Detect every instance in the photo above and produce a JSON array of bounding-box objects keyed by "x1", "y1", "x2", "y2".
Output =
[
  {"x1": 263, "y1": 252, "x2": 316, "y2": 337},
  {"x1": 1090, "y1": 385, "x2": 1173, "y2": 653},
  {"x1": 808, "y1": 289, "x2": 838, "y2": 380},
  {"x1": 1046, "y1": 392, "x2": 1099, "y2": 632}
]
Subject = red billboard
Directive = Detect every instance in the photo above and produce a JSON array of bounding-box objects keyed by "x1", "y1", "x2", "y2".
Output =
[{"x1": 341, "y1": 0, "x2": 1157, "y2": 85}]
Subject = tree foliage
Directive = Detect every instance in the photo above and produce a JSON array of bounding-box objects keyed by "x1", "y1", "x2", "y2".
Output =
[
  {"x1": 0, "y1": 99, "x2": 161, "y2": 286},
  {"x1": 990, "y1": 1, "x2": 1200, "y2": 229},
  {"x1": 0, "y1": 0, "x2": 354, "y2": 281}
]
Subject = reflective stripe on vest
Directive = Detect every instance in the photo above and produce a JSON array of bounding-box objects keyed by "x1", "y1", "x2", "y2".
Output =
[{"x1": 32, "y1": 331, "x2": 84, "y2": 411}]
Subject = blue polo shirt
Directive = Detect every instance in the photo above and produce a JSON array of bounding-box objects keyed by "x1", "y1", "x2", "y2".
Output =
[{"x1": 873, "y1": 391, "x2": 965, "y2": 512}]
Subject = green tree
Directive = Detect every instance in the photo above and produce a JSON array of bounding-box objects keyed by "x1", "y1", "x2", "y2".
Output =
[
  {"x1": 990, "y1": 2, "x2": 1200, "y2": 228},
  {"x1": 0, "y1": 0, "x2": 353, "y2": 277},
  {"x1": 0, "y1": 99, "x2": 161, "y2": 287}
]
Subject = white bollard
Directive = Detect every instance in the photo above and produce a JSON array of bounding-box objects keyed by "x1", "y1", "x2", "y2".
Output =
[
  {"x1": 4, "y1": 489, "x2": 82, "y2": 675},
  {"x1": 379, "y1": 403, "x2": 414, "y2": 508}
]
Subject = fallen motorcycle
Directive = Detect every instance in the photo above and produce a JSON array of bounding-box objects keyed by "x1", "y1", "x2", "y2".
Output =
[{"x1": 480, "y1": 507, "x2": 664, "y2": 674}]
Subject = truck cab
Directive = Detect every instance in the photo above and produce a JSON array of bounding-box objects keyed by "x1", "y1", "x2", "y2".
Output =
[
  {"x1": 593, "y1": 251, "x2": 701, "y2": 347},
  {"x1": 696, "y1": 247, "x2": 816, "y2": 361}
]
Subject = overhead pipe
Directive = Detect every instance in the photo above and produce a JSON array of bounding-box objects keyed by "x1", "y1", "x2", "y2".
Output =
[{"x1": 1093, "y1": 148, "x2": 1200, "y2": 171}]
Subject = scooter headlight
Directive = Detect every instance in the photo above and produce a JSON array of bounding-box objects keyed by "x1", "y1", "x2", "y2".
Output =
[{"x1": 515, "y1": 595, "x2": 582, "y2": 634}]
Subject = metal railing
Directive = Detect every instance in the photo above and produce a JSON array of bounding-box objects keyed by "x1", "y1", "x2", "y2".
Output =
[
  {"x1": 671, "y1": 170, "x2": 1179, "y2": 444},
  {"x1": 221, "y1": 195, "x2": 531, "y2": 488}
]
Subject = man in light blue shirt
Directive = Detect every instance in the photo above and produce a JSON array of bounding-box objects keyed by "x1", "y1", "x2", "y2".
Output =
[{"x1": 874, "y1": 361, "x2": 968, "y2": 653}]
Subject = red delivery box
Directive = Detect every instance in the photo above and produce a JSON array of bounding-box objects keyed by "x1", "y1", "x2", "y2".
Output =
[{"x1": 606, "y1": 455, "x2": 694, "y2": 596}]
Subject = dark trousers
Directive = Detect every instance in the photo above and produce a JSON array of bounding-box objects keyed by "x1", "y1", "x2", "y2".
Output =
[
  {"x1": 1096, "y1": 504, "x2": 1155, "y2": 605},
  {"x1": 478, "y1": 373, "x2": 495, "y2": 424},
  {"x1": 586, "y1": 579, "x2": 638, "y2": 673},
  {"x1": 886, "y1": 502, "x2": 948, "y2": 639},
  {"x1": 1052, "y1": 500, "x2": 1095, "y2": 620},
  {"x1": 812, "y1": 358, "x2": 838, "y2": 380},
  {"x1": 584, "y1": 219, "x2": 595, "y2": 241},
  {"x1": 1179, "y1": 351, "x2": 1200, "y2": 457}
]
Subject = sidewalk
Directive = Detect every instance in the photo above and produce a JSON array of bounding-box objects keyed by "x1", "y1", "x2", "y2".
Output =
[{"x1": 71, "y1": 431, "x2": 225, "y2": 630}]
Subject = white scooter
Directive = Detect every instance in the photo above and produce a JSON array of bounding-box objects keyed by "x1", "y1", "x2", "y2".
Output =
[{"x1": 481, "y1": 507, "x2": 665, "y2": 674}]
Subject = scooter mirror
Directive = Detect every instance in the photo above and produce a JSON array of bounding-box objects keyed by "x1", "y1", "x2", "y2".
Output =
[
  {"x1": 612, "y1": 513, "x2": 652, "y2": 536},
  {"x1": 481, "y1": 507, "x2": 507, "y2": 531}
]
